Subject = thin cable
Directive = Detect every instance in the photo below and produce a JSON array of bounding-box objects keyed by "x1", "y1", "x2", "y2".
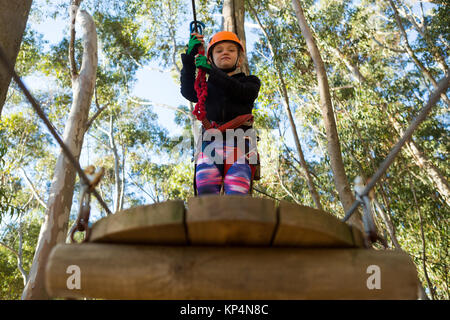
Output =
[
  {"x1": 0, "y1": 44, "x2": 112, "y2": 215},
  {"x1": 191, "y1": 0, "x2": 198, "y2": 33},
  {"x1": 342, "y1": 73, "x2": 450, "y2": 222}
]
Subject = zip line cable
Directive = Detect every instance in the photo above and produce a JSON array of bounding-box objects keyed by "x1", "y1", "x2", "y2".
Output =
[
  {"x1": 342, "y1": 73, "x2": 450, "y2": 222},
  {"x1": 0, "y1": 44, "x2": 112, "y2": 216},
  {"x1": 191, "y1": 0, "x2": 198, "y2": 32}
]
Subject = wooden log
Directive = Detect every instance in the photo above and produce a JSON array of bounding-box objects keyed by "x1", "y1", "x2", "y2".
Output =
[
  {"x1": 89, "y1": 200, "x2": 186, "y2": 244},
  {"x1": 45, "y1": 243, "x2": 418, "y2": 300},
  {"x1": 186, "y1": 195, "x2": 277, "y2": 245},
  {"x1": 273, "y1": 201, "x2": 362, "y2": 248}
]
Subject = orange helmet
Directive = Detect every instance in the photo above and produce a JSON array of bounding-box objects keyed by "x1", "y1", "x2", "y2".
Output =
[{"x1": 207, "y1": 31, "x2": 245, "y2": 59}]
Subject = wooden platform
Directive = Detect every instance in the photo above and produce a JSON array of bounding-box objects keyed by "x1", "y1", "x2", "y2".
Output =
[
  {"x1": 89, "y1": 195, "x2": 364, "y2": 247},
  {"x1": 45, "y1": 195, "x2": 419, "y2": 299}
]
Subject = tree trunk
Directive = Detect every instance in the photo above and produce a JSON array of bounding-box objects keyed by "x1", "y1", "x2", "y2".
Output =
[
  {"x1": 389, "y1": 112, "x2": 450, "y2": 207},
  {"x1": 0, "y1": 0, "x2": 33, "y2": 117},
  {"x1": 410, "y1": 176, "x2": 435, "y2": 299},
  {"x1": 278, "y1": 74, "x2": 323, "y2": 210},
  {"x1": 373, "y1": 197, "x2": 401, "y2": 250},
  {"x1": 109, "y1": 114, "x2": 122, "y2": 213},
  {"x1": 291, "y1": 0, "x2": 362, "y2": 229},
  {"x1": 339, "y1": 102, "x2": 402, "y2": 249},
  {"x1": 22, "y1": 6, "x2": 97, "y2": 300},
  {"x1": 222, "y1": 0, "x2": 250, "y2": 75},
  {"x1": 249, "y1": 5, "x2": 323, "y2": 210}
]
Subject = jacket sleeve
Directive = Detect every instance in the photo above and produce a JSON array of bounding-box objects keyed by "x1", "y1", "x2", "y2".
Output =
[
  {"x1": 180, "y1": 53, "x2": 198, "y2": 102},
  {"x1": 207, "y1": 68, "x2": 261, "y2": 104}
]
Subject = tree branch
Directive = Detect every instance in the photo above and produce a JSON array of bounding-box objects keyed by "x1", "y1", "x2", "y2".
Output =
[
  {"x1": 252, "y1": 186, "x2": 283, "y2": 202},
  {"x1": 19, "y1": 167, "x2": 47, "y2": 210},
  {"x1": 128, "y1": 96, "x2": 189, "y2": 116},
  {"x1": 371, "y1": 36, "x2": 406, "y2": 53},
  {"x1": 410, "y1": 173, "x2": 435, "y2": 300},
  {"x1": 86, "y1": 90, "x2": 109, "y2": 133},
  {"x1": 388, "y1": 0, "x2": 449, "y2": 105},
  {"x1": 69, "y1": 0, "x2": 82, "y2": 77},
  {"x1": 397, "y1": 1, "x2": 448, "y2": 75},
  {"x1": 0, "y1": 241, "x2": 19, "y2": 259}
]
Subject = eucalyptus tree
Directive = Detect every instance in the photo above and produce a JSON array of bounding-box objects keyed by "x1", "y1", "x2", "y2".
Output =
[
  {"x1": 0, "y1": 0, "x2": 33, "y2": 116},
  {"x1": 247, "y1": 0, "x2": 324, "y2": 210},
  {"x1": 22, "y1": 1, "x2": 98, "y2": 300}
]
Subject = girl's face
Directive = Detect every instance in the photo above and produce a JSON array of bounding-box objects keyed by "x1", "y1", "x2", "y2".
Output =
[{"x1": 211, "y1": 41, "x2": 240, "y2": 71}]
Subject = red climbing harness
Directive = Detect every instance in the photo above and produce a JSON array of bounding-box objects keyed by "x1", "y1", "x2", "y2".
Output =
[{"x1": 191, "y1": 47, "x2": 255, "y2": 132}]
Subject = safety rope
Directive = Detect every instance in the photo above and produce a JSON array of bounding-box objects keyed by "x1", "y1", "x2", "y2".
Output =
[
  {"x1": 192, "y1": 47, "x2": 210, "y2": 128},
  {"x1": 190, "y1": 0, "x2": 211, "y2": 129}
]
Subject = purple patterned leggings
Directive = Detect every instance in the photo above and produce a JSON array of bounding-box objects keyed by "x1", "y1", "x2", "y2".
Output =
[{"x1": 195, "y1": 145, "x2": 252, "y2": 195}]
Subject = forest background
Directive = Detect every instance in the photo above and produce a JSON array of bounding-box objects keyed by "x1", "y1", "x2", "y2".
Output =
[{"x1": 0, "y1": 0, "x2": 448, "y2": 300}]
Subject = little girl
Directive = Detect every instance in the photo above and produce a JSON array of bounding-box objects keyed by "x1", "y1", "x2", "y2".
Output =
[{"x1": 180, "y1": 31, "x2": 261, "y2": 195}]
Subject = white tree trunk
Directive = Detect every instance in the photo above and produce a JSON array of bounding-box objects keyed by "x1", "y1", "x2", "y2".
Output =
[
  {"x1": 0, "y1": 0, "x2": 33, "y2": 116},
  {"x1": 22, "y1": 7, "x2": 97, "y2": 299},
  {"x1": 109, "y1": 114, "x2": 122, "y2": 213}
]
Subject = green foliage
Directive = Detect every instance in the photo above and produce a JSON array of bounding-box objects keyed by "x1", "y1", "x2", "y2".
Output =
[
  {"x1": 0, "y1": 213, "x2": 42, "y2": 299},
  {"x1": 0, "y1": 0, "x2": 448, "y2": 300}
]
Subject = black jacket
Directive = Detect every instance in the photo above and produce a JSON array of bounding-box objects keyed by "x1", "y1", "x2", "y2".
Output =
[{"x1": 180, "y1": 53, "x2": 261, "y2": 123}]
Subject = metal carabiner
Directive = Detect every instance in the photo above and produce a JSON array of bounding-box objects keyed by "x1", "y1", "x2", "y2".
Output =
[
  {"x1": 356, "y1": 193, "x2": 388, "y2": 248},
  {"x1": 190, "y1": 20, "x2": 205, "y2": 35}
]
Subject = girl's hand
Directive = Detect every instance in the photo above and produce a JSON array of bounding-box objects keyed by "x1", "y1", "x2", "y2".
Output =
[
  {"x1": 195, "y1": 54, "x2": 211, "y2": 71},
  {"x1": 187, "y1": 33, "x2": 205, "y2": 56}
]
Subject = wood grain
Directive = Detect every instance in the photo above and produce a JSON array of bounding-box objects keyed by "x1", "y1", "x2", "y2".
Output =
[
  {"x1": 45, "y1": 243, "x2": 419, "y2": 300},
  {"x1": 89, "y1": 200, "x2": 186, "y2": 244},
  {"x1": 186, "y1": 195, "x2": 277, "y2": 245},
  {"x1": 273, "y1": 201, "x2": 362, "y2": 247}
]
